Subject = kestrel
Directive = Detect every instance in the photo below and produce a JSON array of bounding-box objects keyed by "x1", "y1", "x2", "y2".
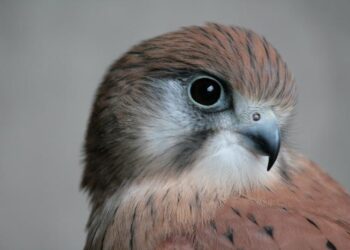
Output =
[{"x1": 81, "y1": 23, "x2": 350, "y2": 250}]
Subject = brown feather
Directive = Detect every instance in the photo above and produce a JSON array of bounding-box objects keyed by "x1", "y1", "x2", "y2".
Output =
[{"x1": 158, "y1": 153, "x2": 350, "y2": 249}]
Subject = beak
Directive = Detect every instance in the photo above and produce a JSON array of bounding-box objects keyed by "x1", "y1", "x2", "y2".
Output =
[{"x1": 238, "y1": 118, "x2": 281, "y2": 171}]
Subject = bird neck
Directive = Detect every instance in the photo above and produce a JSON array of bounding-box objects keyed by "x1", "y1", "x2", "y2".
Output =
[
  {"x1": 86, "y1": 173, "x2": 280, "y2": 250},
  {"x1": 104, "y1": 180, "x2": 224, "y2": 250},
  {"x1": 84, "y1": 149, "x2": 296, "y2": 250}
]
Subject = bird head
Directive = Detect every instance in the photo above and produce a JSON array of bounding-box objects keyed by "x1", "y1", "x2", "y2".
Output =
[{"x1": 82, "y1": 24, "x2": 296, "y2": 201}]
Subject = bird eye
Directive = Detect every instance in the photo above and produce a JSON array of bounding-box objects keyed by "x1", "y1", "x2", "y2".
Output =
[{"x1": 188, "y1": 77, "x2": 223, "y2": 108}]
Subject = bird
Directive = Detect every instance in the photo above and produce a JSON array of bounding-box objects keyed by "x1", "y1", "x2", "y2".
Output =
[{"x1": 81, "y1": 23, "x2": 350, "y2": 250}]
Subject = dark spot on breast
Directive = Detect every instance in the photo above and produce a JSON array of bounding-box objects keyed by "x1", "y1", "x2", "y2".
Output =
[
  {"x1": 210, "y1": 220, "x2": 217, "y2": 232},
  {"x1": 231, "y1": 207, "x2": 241, "y2": 217},
  {"x1": 326, "y1": 240, "x2": 337, "y2": 250},
  {"x1": 247, "y1": 213, "x2": 258, "y2": 225},
  {"x1": 281, "y1": 207, "x2": 288, "y2": 211},
  {"x1": 305, "y1": 217, "x2": 320, "y2": 230},
  {"x1": 263, "y1": 226, "x2": 274, "y2": 239},
  {"x1": 223, "y1": 227, "x2": 234, "y2": 245}
]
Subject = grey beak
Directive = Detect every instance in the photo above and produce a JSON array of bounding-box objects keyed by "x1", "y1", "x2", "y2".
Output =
[{"x1": 239, "y1": 120, "x2": 281, "y2": 171}]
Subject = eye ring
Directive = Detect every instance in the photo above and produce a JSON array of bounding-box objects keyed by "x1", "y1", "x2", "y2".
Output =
[{"x1": 187, "y1": 76, "x2": 224, "y2": 109}]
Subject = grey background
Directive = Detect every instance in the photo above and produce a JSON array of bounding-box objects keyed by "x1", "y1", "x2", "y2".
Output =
[{"x1": 1, "y1": 0, "x2": 349, "y2": 249}]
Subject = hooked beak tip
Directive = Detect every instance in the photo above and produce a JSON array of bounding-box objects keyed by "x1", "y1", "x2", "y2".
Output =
[
  {"x1": 238, "y1": 119, "x2": 281, "y2": 171},
  {"x1": 267, "y1": 150, "x2": 279, "y2": 171}
]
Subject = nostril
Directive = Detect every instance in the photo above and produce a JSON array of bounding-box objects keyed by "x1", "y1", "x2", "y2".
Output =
[{"x1": 252, "y1": 112, "x2": 261, "y2": 121}]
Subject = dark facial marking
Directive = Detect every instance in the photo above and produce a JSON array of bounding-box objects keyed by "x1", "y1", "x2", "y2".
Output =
[{"x1": 171, "y1": 130, "x2": 212, "y2": 170}]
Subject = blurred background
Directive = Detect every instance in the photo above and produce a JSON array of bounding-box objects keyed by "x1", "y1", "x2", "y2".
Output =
[{"x1": 1, "y1": 0, "x2": 349, "y2": 249}]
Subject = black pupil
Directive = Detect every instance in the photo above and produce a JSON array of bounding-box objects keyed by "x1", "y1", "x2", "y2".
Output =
[{"x1": 190, "y1": 78, "x2": 221, "y2": 106}]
